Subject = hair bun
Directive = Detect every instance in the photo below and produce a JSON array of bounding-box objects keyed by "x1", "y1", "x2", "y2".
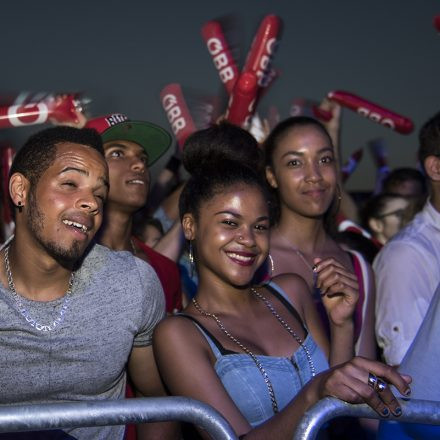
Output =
[{"x1": 182, "y1": 122, "x2": 263, "y2": 176}]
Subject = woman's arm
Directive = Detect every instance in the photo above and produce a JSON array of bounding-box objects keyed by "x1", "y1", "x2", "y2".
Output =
[
  {"x1": 272, "y1": 264, "x2": 356, "y2": 367},
  {"x1": 153, "y1": 317, "x2": 252, "y2": 437},
  {"x1": 314, "y1": 257, "x2": 359, "y2": 365},
  {"x1": 354, "y1": 261, "x2": 377, "y2": 359},
  {"x1": 153, "y1": 220, "x2": 184, "y2": 262},
  {"x1": 154, "y1": 316, "x2": 411, "y2": 439}
]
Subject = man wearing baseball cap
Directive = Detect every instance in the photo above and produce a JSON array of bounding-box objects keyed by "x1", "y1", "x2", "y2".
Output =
[
  {"x1": 87, "y1": 114, "x2": 182, "y2": 314},
  {"x1": 86, "y1": 114, "x2": 182, "y2": 439}
]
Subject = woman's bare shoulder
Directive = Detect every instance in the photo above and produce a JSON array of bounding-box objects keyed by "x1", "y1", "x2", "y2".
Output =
[
  {"x1": 268, "y1": 273, "x2": 311, "y2": 313},
  {"x1": 154, "y1": 312, "x2": 201, "y2": 342}
]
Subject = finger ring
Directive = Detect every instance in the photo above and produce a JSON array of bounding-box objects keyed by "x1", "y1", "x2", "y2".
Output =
[
  {"x1": 376, "y1": 379, "x2": 387, "y2": 393},
  {"x1": 368, "y1": 372, "x2": 378, "y2": 389}
]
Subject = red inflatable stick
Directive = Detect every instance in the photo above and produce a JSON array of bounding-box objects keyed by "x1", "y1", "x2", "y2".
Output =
[
  {"x1": 257, "y1": 68, "x2": 280, "y2": 100},
  {"x1": 327, "y1": 90, "x2": 414, "y2": 135},
  {"x1": 242, "y1": 14, "x2": 282, "y2": 88},
  {"x1": 160, "y1": 84, "x2": 198, "y2": 151},
  {"x1": 0, "y1": 93, "x2": 84, "y2": 129},
  {"x1": 434, "y1": 15, "x2": 440, "y2": 32},
  {"x1": 201, "y1": 20, "x2": 240, "y2": 95},
  {"x1": 0, "y1": 145, "x2": 15, "y2": 226},
  {"x1": 225, "y1": 72, "x2": 258, "y2": 128},
  {"x1": 312, "y1": 106, "x2": 332, "y2": 122},
  {"x1": 290, "y1": 98, "x2": 332, "y2": 122}
]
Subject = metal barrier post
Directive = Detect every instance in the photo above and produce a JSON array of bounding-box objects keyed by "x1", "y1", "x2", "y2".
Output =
[
  {"x1": 0, "y1": 397, "x2": 237, "y2": 440},
  {"x1": 294, "y1": 397, "x2": 440, "y2": 440}
]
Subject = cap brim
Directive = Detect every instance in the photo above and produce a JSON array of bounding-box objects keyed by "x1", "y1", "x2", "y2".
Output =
[{"x1": 101, "y1": 121, "x2": 172, "y2": 166}]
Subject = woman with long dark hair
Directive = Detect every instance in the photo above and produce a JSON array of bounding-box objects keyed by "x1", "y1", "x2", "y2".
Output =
[{"x1": 264, "y1": 116, "x2": 377, "y2": 359}]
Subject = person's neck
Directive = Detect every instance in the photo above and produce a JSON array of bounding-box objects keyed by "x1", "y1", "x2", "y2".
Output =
[
  {"x1": 98, "y1": 207, "x2": 134, "y2": 252},
  {"x1": 374, "y1": 233, "x2": 387, "y2": 246},
  {"x1": 430, "y1": 187, "x2": 440, "y2": 213},
  {"x1": 2, "y1": 234, "x2": 74, "y2": 301},
  {"x1": 195, "y1": 274, "x2": 254, "y2": 316},
  {"x1": 274, "y1": 209, "x2": 328, "y2": 254}
]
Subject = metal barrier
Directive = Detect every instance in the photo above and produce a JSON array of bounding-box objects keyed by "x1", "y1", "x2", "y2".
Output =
[
  {"x1": 294, "y1": 397, "x2": 440, "y2": 440},
  {"x1": 0, "y1": 396, "x2": 238, "y2": 439}
]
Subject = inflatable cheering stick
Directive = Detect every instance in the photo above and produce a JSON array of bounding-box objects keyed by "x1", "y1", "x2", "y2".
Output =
[
  {"x1": 434, "y1": 15, "x2": 440, "y2": 32},
  {"x1": 290, "y1": 98, "x2": 332, "y2": 122},
  {"x1": 327, "y1": 90, "x2": 414, "y2": 135},
  {"x1": 243, "y1": 14, "x2": 282, "y2": 89},
  {"x1": 0, "y1": 93, "x2": 86, "y2": 129},
  {"x1": 201, "y1": 20, "x2": 240, "y2": 95},
  {"x1": 225, "y1": 71, "x2": 258, "y2": 128},
  {"x1": 160, "y1": 84, "x2": 197, "y2": 152},
  {"x1": 341, "y1": 148, "x2": 363, "y2": 183},
  {"x1": 312, "y1": 105, "x2": 333, "y2": 122}
]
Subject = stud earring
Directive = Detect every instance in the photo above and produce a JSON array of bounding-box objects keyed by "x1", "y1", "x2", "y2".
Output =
[{"x1": 17, "y1": 201, "x2": 23, "y2": 213}]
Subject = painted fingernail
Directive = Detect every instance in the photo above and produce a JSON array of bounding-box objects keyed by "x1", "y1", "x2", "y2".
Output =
[
  {"x1": 312, "y1": 265, "x2": 318, "y2": 272},
  {"x1": 394, "y1": 407, "x2": 402, "y2": 416},
  {"x1": 404, "y1": 388, "x2": 411, "y2": 396},
  {"x1": 381, "y1": 408, "x2": 390, "y2": 417}
]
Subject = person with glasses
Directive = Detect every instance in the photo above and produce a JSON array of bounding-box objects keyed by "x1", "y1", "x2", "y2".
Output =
[{"x1": 361, "y1": 193, "x2": 411, "y2": 249}]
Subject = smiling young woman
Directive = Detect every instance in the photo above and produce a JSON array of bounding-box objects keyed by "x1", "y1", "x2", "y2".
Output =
[
  {"x1": 264, "y1": 116, "x2": 377, "y2": 361},
  {"x1": 153, "y1": 124, "x2": 411, "y2": 440}
]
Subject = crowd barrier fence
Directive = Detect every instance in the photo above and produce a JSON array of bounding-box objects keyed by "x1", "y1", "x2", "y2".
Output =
[
  {"x1": 0, "y1": 396, "x2": 237, "y2": 439},
  {"x1": 294, "y1": 397, "x2": 440, "y2": 440},
  {"x1": 2, "y1": 395, "x2": 440, "y2": 440}
]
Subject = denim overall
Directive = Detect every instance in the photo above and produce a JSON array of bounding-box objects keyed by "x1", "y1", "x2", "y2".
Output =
[{"x1": 185, "y1": 281, "x2": 329, "y2": 427}]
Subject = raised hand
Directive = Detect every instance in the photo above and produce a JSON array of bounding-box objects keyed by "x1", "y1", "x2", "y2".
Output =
[{"x1": 313, "y1": 256, "x2": 359, "y2": 326}]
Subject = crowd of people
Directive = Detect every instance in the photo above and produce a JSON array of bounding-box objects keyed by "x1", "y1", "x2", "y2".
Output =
[{"x1": 0, "y1": 91, "x2": 438, "y2": 440}]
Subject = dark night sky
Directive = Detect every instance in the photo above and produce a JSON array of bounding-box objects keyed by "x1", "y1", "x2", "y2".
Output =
[{"x1": 2, "y1": 0, "x2": 440, "y2": 190}]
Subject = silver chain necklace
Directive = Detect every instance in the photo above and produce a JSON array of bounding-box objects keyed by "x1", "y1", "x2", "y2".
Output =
[
  {"x1": 192, "y1": 289, "x2": 316, "y2": 414},
  {"x1": 4, "y1": 245, "x2": 75, "y2": 332},
  {"x1": 251, "y1": 288, "x2": 316, "y2": 377}
]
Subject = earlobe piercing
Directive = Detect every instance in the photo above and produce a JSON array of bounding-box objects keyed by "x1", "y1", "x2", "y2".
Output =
[{"x1": 17, "y1": 201, "x2": 23, "y2": 213}]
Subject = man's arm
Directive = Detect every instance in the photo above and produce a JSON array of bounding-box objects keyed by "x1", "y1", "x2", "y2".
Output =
[
  {"x1": 374, "y1": 242, "x2": 434, "y2": 366},
  {"x1": 128, "y1": 345, "x2": 181, "y2": 440}
]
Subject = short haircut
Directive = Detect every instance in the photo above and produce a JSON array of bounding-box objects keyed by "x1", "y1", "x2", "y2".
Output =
[
  {"x1": 361, "y1": 193, "x2": 406, "y2": 227},
  {"x1": 133, "y1": 215, "x2": 164, "y2": 239},
  {"x1": 419, "y1": 111, "x2": 440, "y2": 168},
  {"x1": 382, "y1": 167, "x2": 427, "y2": 196},
  {"x1": 10, "y1": 126, "x2": 104, "y2": 187}
]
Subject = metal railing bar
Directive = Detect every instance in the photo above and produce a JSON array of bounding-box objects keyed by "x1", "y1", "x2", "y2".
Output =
[
  {"x1": 0, "y1": 397, "x2": 238, "y2": 440},
  {"x1": 294, "y1": 397, "x2": 440, "y2": 440}
]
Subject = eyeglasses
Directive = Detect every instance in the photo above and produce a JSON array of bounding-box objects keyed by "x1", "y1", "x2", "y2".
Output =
[{"x1": 376, "y1": 208, "x2": 406, "y2": 219}]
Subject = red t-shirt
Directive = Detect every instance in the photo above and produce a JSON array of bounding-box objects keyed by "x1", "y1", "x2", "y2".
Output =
[
  {"x1": 132, "y1": 236, "x2": 182, "y2": 313},
  {"x1": 125, "y1": 238, "x2": 182, "y2": 440}
]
